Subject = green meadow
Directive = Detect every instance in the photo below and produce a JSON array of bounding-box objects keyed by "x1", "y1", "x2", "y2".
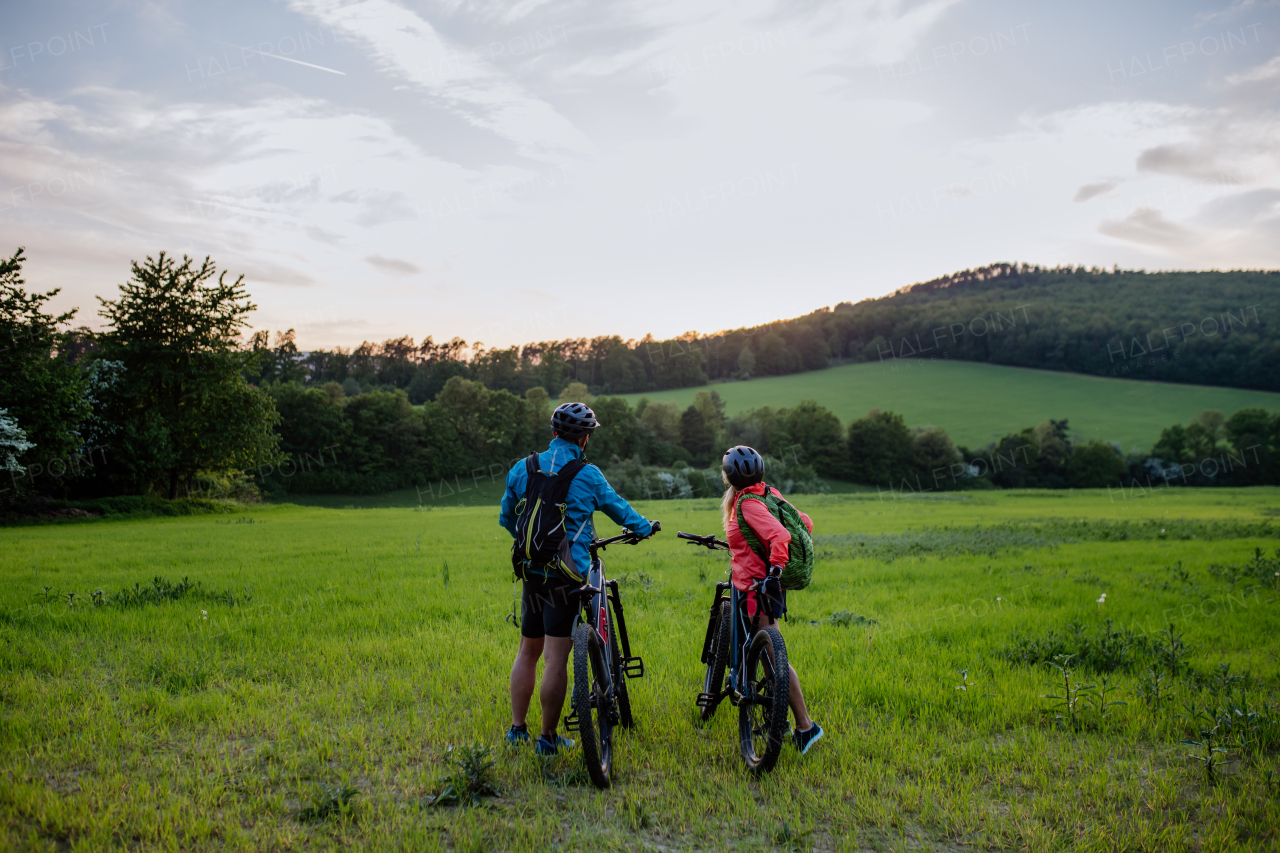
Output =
[
  {"x1": 616, "y1": 361, "x2": 1280, "y2": 450},
  {"x1": 2, "y1": 488, "x2": 1279, "y2": 851}
]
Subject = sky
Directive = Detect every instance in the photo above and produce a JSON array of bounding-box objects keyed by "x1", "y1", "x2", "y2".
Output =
[{"x1": 2, "y1": 0, "x2": 1278, "y2": 350}]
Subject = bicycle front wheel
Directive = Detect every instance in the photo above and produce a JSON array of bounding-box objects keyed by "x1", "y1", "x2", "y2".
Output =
[
  {"x1": 700, "y1": 599, "x2": 730, "y2": 721},
  {"x1": 573, "y1": 623, "x2": 613, "y2": 788},
  {"x1": 738, "y1": 626, "x2": 790, "y2": 775},
  {"x1": 607, "y1": 604, "x2": 634, "y2": 729}
]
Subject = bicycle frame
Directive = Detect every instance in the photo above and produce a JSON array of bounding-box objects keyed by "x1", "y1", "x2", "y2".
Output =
[
  {"x1": 701, "y1": 579, "x2": 769, "y2": 706},
  {"x1": 564, "y1": 529, "x2": 647, "y2": 734},
  {"x1": 685, "y1": 531, "x2": 774, "y2": 709}
]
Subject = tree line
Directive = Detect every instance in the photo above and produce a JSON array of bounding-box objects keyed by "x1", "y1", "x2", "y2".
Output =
[
  {"x1": 247, "y1": 262, "x2": 1277, "y2": 401},
  {"x1": 3, "y1": 249, "x2": 1278, "y2": 509}
]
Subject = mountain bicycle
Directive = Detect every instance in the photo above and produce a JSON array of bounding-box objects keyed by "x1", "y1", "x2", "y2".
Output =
[
  {"x1": 679, "y1": 530, "x2": 790, "y2": 775},
  {"x1": 564, "y1": 521, "x2": 661, "y2": 788}
]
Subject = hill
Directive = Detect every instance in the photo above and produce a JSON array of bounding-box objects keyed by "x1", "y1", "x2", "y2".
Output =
[{"x1": 616, "y1": 359, "x2": 1280, "y2": 450}]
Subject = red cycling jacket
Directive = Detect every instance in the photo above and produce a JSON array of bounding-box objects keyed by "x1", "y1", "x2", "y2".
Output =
[{"x1": 726, "y1": 483, "x2": 813, "y2": 592}]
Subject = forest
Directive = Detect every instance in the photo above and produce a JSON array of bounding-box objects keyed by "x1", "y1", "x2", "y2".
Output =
[{"x1": 247, "y1": 262, "x2": 1278, "y2": 400}]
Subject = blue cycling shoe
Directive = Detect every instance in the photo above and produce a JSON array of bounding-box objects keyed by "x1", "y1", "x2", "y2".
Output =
[
  {"x1": 794, "y1": 722, "x2": 824, "y2": 754},
  {"x1": 534, "y1": 733, "x2": 575, "y2": 756},
  {"x1": 505, "y1": 725, "x2": 530, "y2": 747}
]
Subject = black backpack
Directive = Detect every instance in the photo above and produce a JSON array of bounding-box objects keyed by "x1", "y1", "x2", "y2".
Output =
[{"x1": 510, "y1": 454, "x2": 590, "y2": 582}]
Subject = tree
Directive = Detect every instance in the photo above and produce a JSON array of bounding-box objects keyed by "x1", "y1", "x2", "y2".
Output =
[
  {"x1": 1223, "y1": 408, "x2": 1279, "y2": 485},
  {"x1": 679, "y1": 405, "x2": 715, "y2": 462},
  {"x1": 559, "y1": 381, "x2": 594, "y2": 403},
  {"x1": 0, "y1": 247, "x2": 91, "y2": 473},
  {"x1": 693, "y1": 390, "x2": 726, "y2": 432},
  {"x1": 601, "y1": 343, "x2": 644, "y2": 392},
  {"x1": 736, "y1": 345, "x2": 755, "y2": 377},
  {"x1": 1191, "y1": 410, "x2": 1225, "y2": 451},
  {"x1": 845, "y1": 409, "x2": 914, "y2": 487},
  {"x1": 524, "y1": 387, "x2": 551, "y2": 434},
  {"x1": 588, "y1": 396, "x2": 639, "y2": 463},
  {"x1": 639, "y1": 400, "x2": 681, "y2": 444},
  {"x1": 989, "y1": 429, "x2": 1040, "y2": 488},
  {"x1": 95, "y1": 253, "x2": 282, "y2": 498},
  {"x1": 912, "y1": 427, "x2": 961, "y2": 489},
  {"x1": 780, "y1": 400, "x2": 844, "y2": 472},
  {"x1": 436, "y1": 376, "x2": 491, "y2": 461},
  {"x1": 1151, "y1": 423, "x2": 1189, "y2": 463},
  {"x1": 0, "y1": 408, "x2": 34, "y2": 475},
  {"x1": 1067, "y1": 441, "x2": 1127, "y2": 488},
  {"x1": 755, "y1": 333, "x2": 801, "y2": 375},
  {"x1": 1032, "y1": 419, "x2": 1071, "y2": 486}
]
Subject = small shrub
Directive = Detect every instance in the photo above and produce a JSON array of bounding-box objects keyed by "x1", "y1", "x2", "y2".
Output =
[
  {"x1": 1208, "y1": 548, "x2": 1280, "y2": 586},
  {"x1": 424, "y1": 743, "x2": 500, "y2": 807},
  {"x1": 824, "y1": 610, "x2": 876, "y2": 627},
  {"x1": 298, "y1": 781, "x2": 359, "y2": 822},
  {"x1": 1001, "y1": 619, "x2": 1152, "y2": 674}
]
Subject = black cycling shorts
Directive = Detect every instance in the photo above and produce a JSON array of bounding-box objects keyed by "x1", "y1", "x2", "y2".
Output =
[{"x1": 520, "y1": 576, "x2": 579, "y2": 639}]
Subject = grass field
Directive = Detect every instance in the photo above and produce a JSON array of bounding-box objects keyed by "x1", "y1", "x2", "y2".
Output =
[
  {"x1": 3, "y1": 489, "x2": 1279, "y2": 851},
  {"x1": 616, "y1": 361, "x2": 1280, "y2": 451}
]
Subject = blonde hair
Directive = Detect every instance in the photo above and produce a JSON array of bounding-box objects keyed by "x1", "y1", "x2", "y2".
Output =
[{"x1": 721, "y1": 471, "x2": 740, "y2": 532}]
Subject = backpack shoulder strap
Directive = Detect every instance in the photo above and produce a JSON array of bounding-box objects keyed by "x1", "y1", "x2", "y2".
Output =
[
  {"x1": 735, "y1": 491, "x2": 770, "y2": 561},
  {"x1": 521, "y1": 453, "x2": 539, "y2": 497},
  {"x1": 547, "y1": 457, "x2": 588, "y2": 503}
]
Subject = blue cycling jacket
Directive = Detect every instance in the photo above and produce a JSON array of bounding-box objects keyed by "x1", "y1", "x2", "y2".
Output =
[{"x1": 499, "y1": 437, "x2": 652, "y2": 578}]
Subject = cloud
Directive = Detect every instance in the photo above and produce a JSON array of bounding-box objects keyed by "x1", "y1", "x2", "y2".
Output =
[
  {"x1": 1098, "y1": 208, "x2": 1203, "y2": 249},
  {"x1": 1192, "y1": 187, "x2": 1280, "y2": 229},
  {"x1": 289, "y1": 0, "x2": 595, "y2": 159},
  {"x1": 366, "y1": 254, "x2": 420, "y2": 275},
  {"x1": 304, "y1": 225, "x2": 343, "y2": 244},
  {"x1": 334, "y1": 188, "x2": 420, "y2": 226},
  {"x1": 1224, "y1": 54, "x2": 1280, "y2": 85},
  {"x1": 1135, "y1": 144, "x2": 1254, "y2": 185},
  {"x1": 1073, "y1": 180, "x2": 1120, "y2": 202}
]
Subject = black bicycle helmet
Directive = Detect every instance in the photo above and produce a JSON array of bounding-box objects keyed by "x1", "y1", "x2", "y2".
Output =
[
  {"x1": 722, "y1": 445, "x2": 764, "y2": 488},
  {"x1": 551, "y1": 401, "x2": 599, "y2": 438}
]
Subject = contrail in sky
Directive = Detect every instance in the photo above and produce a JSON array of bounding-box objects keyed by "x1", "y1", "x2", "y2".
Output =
[{"x1": 215, "y1": 41, "x2": 346, "y2": 75}]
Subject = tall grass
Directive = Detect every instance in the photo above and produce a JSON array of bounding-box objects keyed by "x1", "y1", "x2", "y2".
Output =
[{"x1": 0, "y1": 488, "x2": 1277, "y2": 850}]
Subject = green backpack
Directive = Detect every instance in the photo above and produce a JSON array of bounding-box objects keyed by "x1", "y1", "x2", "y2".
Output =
[{"x1": 735, "y1": 485, "x2": 814, "y2": 590}]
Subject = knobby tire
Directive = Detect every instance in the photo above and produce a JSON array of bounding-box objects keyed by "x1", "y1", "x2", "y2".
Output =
[
  {"x1": 701, "y1": 600, "x2": 731, "y2": 721},
  {"x1": 738, "y1": 626, "x2": 789, "y2": 775},
  {"x1": 608, "y1": 604, "x2": 633, "y2": 729},
  {"x1": 573, "y1": 623, "x2": 613, "y2": 788}
]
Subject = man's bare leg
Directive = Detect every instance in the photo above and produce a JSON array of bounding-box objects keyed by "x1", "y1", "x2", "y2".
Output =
[
  {"x1": 510, "y1": 635, "x2": 544, "y2": 727},
  {"x1": 539, "y1": 636, "x2": 574, "y2": 737}
]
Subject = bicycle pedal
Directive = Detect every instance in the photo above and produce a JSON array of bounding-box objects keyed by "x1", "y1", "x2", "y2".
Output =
[
  {"x1": 565, "y1": 710, "x2": 580, "y2": 732},
  {"x1": 622, "y1": 656, "x2": 645, "y2": 678},
  {"x1": 695, "y1": 692, "x2": 717, "y2": 708}
]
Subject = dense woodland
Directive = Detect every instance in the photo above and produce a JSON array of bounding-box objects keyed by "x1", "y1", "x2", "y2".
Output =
[
  {"x1": 3, "y1": 249, "x2": 1278, "y2": 510},
  {"x1": 248, "y1": 263, "x2": 1278, "y2": 399}
]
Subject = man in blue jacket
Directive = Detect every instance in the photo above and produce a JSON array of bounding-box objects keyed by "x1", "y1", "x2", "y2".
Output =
[{"x1": 499, "y1": 401, "x2": 654, "y2": 755}]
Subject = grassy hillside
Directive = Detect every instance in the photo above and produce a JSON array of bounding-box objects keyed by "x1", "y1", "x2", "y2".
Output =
[
  {"x1": 617, "y1": 359, "x2": 1280, "y2": 451},
  {"x1": 2, "y1": 490, "x2": 1277, "y2": 849}
]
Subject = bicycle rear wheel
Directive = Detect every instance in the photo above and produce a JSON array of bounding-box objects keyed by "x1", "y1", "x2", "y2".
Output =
[
  {"x1": 573, "y1": 623, "x2": 613, "y2": 788},
  {"x1": 700, "y1": 600, "x2": 730, "y2": 721},
  {"x1": 738, "y1": 626, "x2": 790, "y2": 775}
]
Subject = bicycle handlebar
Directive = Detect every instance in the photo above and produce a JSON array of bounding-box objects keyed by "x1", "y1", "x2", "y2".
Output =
[
  {"x1": 677, "y1": 530, "x2": 730, "y2": 551},
  {"x1": 590, "y1": 520, "x2": 661, "y2": 551}
]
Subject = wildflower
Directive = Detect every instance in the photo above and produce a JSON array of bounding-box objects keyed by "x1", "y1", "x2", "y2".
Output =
[{"x1": 201, "y1": 610, "x2": 208, "y2": 620}]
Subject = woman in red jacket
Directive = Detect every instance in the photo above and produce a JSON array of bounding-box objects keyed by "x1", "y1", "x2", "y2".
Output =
[{"x1": 722, "y1": 445, "x2": 824, "y2": 754}]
